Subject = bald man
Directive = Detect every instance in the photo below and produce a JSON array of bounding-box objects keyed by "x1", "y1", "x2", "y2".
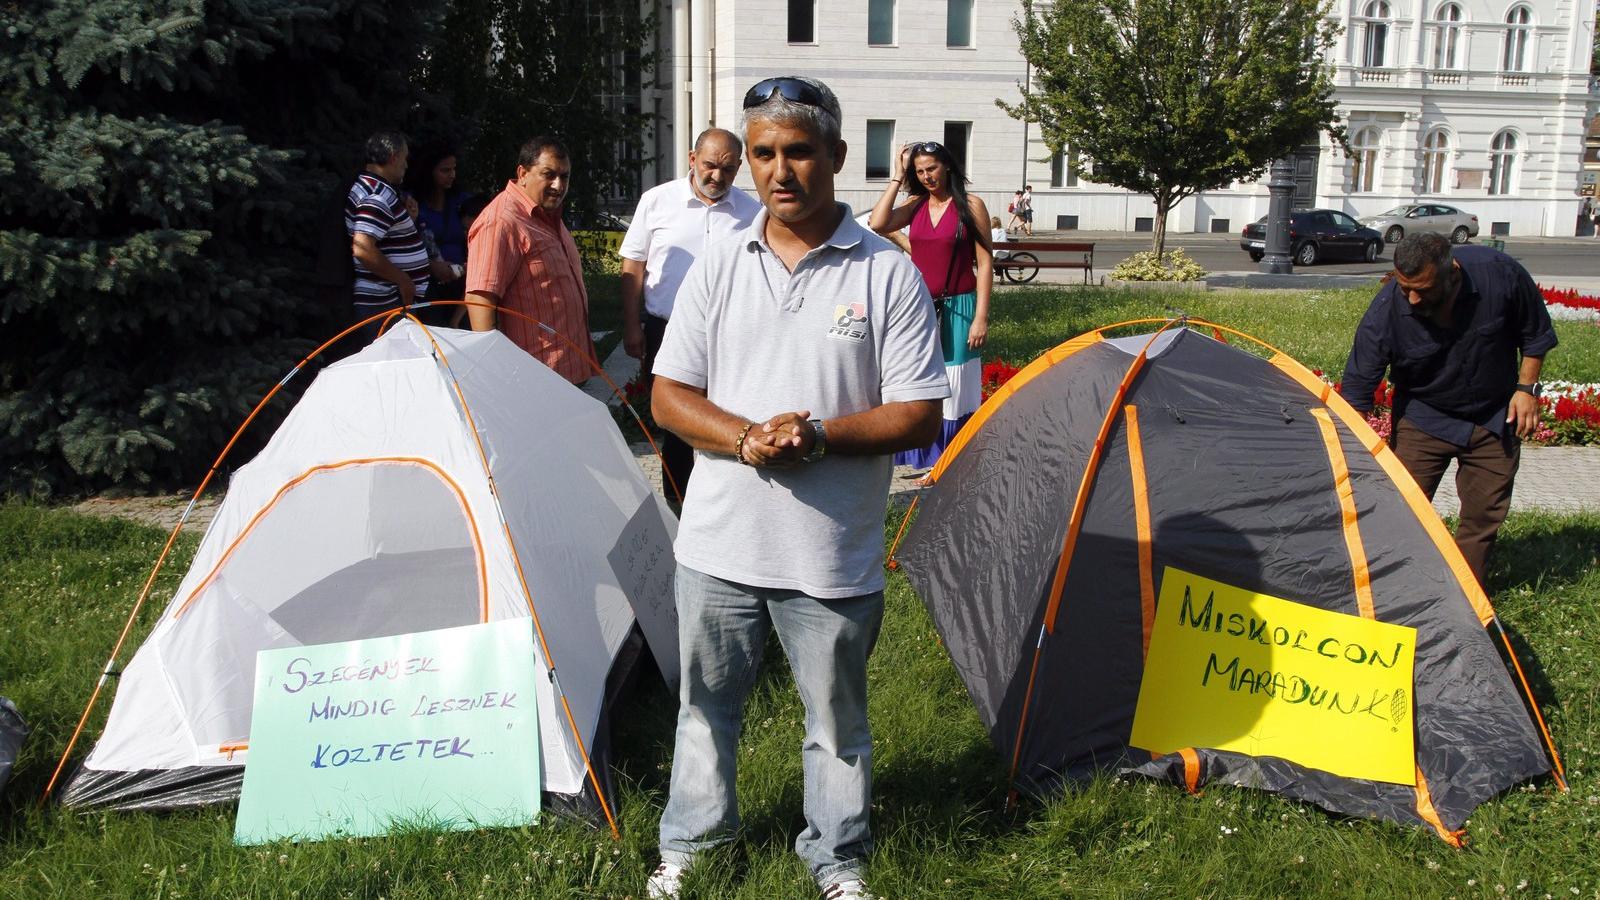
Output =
[{"x1": 619, "y1": 129, "x2": 763, "y2": 500}]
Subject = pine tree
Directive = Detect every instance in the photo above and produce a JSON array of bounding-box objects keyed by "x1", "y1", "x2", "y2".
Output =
[
  {"x1": 420, "y1": 0, "x2": 655, "y2": 221},
  {"x1": 0, "y1": 0, "x2": 442, "y2": 495}
]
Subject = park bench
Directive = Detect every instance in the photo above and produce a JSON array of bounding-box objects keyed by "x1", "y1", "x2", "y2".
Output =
[{"x1": 992, "y1": 240, "x2": 1096, "y2": 284}]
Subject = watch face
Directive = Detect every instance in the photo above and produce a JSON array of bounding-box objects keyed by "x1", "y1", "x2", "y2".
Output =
[{"x1": 803, "y1": 420, "x2": 826, "y2": 462}]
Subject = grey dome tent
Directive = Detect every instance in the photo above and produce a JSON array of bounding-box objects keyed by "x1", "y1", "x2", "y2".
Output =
[
  {"x1": 890, "y1": 320, "x2": 1564, "y2": 845},
  {"x1": 0, "y1": 697, "x2": 25, "y2": 799}
]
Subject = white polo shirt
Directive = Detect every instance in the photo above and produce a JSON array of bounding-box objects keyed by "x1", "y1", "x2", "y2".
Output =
[
  {"x1": 654, "y1": 206, "x2": 949, "y2": 598},
  {"x1": 618, "y1": 175, "x2": 763, "y2": 319}
]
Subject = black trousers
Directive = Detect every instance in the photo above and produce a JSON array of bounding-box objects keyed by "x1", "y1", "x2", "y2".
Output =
[{"x1": 642, "y1": 313, "x2": 696, "y2": 503}]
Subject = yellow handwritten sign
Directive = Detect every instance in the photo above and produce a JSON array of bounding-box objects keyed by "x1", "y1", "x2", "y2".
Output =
[{"x1": 1129, "y1": 567, "x2": 1417, "y2": 785}]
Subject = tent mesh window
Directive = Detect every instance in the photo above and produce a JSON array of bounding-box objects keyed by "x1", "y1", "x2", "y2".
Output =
[{"x1": 164, "y1": 460, "x2": 485, "y2": 751}]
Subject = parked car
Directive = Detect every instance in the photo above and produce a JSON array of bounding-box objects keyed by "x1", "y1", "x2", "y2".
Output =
[
  {"x1": 1240, "y1": 209, "x2": 1384, "y2": 266},
  {"x1": 571, "y1": 210, "x2": 632, "y2": 231},
  {"x1": 1360, "y1": 204, "x2": 1480, "y2": 244}
]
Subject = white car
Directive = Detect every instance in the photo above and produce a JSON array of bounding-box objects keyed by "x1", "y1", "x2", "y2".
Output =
[{"x1": 1360, "y1": 204, "x2": 1480, "y2": 245}]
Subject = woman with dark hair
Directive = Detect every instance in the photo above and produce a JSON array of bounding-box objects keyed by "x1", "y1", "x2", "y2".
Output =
[
  {"x1": 868, "y1": 140, "x2": 993, "y2": 473},
  {"x1": 404, "y1": 142, "x2": 469, "y2": 303}
]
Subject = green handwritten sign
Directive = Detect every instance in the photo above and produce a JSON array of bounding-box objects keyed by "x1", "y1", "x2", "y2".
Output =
[{"x1": 234, "y1": 620, "x2": 541, "y2": 845}]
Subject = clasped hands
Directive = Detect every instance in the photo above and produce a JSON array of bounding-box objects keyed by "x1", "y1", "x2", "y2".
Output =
[{"x1": 738, "y1": 410, "x2": 816, "y2": 469}]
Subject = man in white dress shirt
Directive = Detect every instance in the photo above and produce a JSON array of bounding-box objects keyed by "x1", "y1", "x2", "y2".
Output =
[{"x1": 620, "y1": 128, "x2": 763, "y2": 499}]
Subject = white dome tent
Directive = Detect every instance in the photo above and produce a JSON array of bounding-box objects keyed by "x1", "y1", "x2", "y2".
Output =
[{"x1": 48, "y1": 318, "x2": 679, "y2": 834}]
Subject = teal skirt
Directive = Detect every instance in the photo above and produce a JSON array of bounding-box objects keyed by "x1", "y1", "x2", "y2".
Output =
[{"x1": 896, "y1": 291, "x2": 981, "y2": 469}]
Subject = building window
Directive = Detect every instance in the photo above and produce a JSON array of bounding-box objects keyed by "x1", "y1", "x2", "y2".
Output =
[
  {"x1": 1421, "y1": 129, "x2": 1451, "y2": 194},
  {"x1": 1352, "y1": 127, "x2": 1381, "y2": 192},
  {"x1": 866, "y1": 120, "x2": 895, "y2": 179},
  {"x1": 788, "y1": 0, "x2": 815, "y2": 43},
  {"x1": 1356, "y1": 0, "x2": 1390, "y2": 67},
  {"x1": 1431, "y1": 3, "x2": 1463, "y2": 69},
  {"x1": 943, "y1": 121, "x2": 971, "y2": 172},
  {"x1": 1050, "y1": 149, "x2": 1079, "y2": 188},
  {"x1": 869, "y1": 0, "x2": 895, "y2": 45},
  {"x1": 1488, "y1": 131, "x2": 1517, "y2": 195},
  {"x1": 947, "y1": 0, "x2": 974, "y2": 48},
  {"x1": 1502, "y1": 6, "x2": 1532, "y2": 72}
]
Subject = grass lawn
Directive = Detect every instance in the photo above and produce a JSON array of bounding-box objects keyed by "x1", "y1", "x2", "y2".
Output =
[
  {"x1": 588, "y1": 276, "x2": 1600, "y2": 385},
  {"x1": 982, "y1": 284, "x2": 1600, "y2": 384},
  {"x1": 3, "y1": 285, "x2": 1598, "y2": 898}
]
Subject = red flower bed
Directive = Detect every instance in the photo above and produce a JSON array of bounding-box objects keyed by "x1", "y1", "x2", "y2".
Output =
[
  {"x1": 1327, "y1": 376, "x2": 1600, "y2": 446},
  {"x1": 1540, "y1": 286, "x2": 1600, "y2": 311},
  {"x1": 981, "y1": 359, "x2": 1021, "y2": 400},
  {"x1": 1546, "y1": 385, "x2": 1600, "y2": 444}
]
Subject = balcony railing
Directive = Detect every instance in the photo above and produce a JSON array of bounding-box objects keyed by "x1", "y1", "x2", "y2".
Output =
[
  {"x1": 1357, "y1": 68, "x2": 1392, "y2": 83},
  {"x1": 1499, "y1": 73, "x2": 1530, "y2": 86},
  {"x1": 1428, "y1": 70, "x2": 1462, "y2": 84}
]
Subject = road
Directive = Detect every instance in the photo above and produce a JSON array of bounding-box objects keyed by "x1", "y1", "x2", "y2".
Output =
[{"x1": 1011, "y1": 231, "x2": 1599, "y2": 289}]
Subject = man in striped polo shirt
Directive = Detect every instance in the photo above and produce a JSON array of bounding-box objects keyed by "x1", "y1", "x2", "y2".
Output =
[
  {"x1": 346, "y1": 130, "x2": 430, "y2": 343},
  {"x1": 465, "y1": 135, "x2": 595, "y2": 384}
]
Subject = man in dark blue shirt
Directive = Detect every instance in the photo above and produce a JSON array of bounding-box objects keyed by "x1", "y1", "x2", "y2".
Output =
[{"x1": 1339, "y1": 233, "x2": 1557, "y2": 584}]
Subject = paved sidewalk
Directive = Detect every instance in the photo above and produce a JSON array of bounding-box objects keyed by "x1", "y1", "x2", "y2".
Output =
[{"x1": 1431, "y1": 448, "x2": 1599, "y2": 517}]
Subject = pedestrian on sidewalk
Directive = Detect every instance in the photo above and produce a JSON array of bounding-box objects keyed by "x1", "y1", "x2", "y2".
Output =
[
  {"x1": 1006, "y1": 189, "x2": 1023, "y2": 233},
  {"x1": 1338, "y1": 232, "x2": 1558, "y2": 585}
]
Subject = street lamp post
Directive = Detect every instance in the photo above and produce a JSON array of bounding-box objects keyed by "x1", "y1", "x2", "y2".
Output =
[{"x1": 1260, "y1": 158, "x2": 1295, "y2": 274}]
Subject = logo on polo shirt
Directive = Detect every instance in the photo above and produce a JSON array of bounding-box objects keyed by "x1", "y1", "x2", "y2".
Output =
[{"x1": 828, "y1": 301, "x2": 869, "y2": 343}]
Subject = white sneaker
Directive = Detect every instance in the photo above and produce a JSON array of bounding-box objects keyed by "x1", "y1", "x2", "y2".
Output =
[
  {"x1": 646, "y1": 861, "x2": 687, "y2": 899},
  {"x1": 821, "y1": 876, "x2": 876, "y2": 900}
]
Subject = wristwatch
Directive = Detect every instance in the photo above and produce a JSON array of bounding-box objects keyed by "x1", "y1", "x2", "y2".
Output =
[
  {"x1": 1514, "y1": 382, "x2": 1542, "y2": 398},
  {"x1": 802, "y1": 419, "x2": 828, "y2": 463}
]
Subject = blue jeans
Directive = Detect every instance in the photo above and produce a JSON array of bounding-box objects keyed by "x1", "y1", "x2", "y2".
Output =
[{"x1": 658, "y1": 565, "x2": 883, "y2": 885}]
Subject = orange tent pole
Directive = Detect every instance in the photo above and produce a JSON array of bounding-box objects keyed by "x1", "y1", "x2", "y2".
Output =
[
  {"x1": 1003, "y1": 318, "x2": 1183, "y2": 797},
  {"x1": 407, "y1": 315, "x2": 623, "y2": 838},
  {"x1": 1493, "y1": 620, "x2": 1568, "y2": 792},
  {"x1": 885, "y1": 494, "x2": 921, "y2": 569}
]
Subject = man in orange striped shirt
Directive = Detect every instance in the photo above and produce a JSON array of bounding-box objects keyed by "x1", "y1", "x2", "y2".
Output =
[{"x1": 465, "y1": 136, "x2": 595, "y2": 384}]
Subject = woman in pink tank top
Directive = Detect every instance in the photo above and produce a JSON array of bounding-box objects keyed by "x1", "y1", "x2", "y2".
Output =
[{"x1": 867, "y1": 141, "x2": 994, "y2": 471}]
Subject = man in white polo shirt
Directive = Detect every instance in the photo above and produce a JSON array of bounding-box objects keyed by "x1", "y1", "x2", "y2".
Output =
[
  {"x1": 620, "y1": 128, "x2": 761, "y2": 499},
  {"x1": 645, "y1": 77, "x2": 947, "y2": 900}
]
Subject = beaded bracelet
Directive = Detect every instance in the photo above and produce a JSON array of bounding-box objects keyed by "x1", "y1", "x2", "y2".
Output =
[{"x1": 734, "y1": 421, "x2": 756, "y2": 465}]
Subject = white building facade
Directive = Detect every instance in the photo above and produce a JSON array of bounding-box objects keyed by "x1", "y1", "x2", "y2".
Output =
[{"x1": 638, "y1": 0, "x2": 1598, "y2": 237}]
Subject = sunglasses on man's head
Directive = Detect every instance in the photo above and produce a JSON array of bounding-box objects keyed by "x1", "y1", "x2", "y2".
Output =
[{"x1": 743, "y1": 77, "x2": 831, "y2": 111}]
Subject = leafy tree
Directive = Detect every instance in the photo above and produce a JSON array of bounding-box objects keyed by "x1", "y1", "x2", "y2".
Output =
[
  {"x1": 1005, "y1": 0, "x2": 1344, "y2": 256},
  {"x1": 0, "y1": 1, "x2": 443, "y2": 496},
  {"x1": 420, "y1": 0, "x2": 656, "y2": 223}
]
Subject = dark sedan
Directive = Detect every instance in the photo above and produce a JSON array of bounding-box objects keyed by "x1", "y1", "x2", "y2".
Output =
[{"x1": 1240, "y1": 209, "x2": 1385, "y2": 266}]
